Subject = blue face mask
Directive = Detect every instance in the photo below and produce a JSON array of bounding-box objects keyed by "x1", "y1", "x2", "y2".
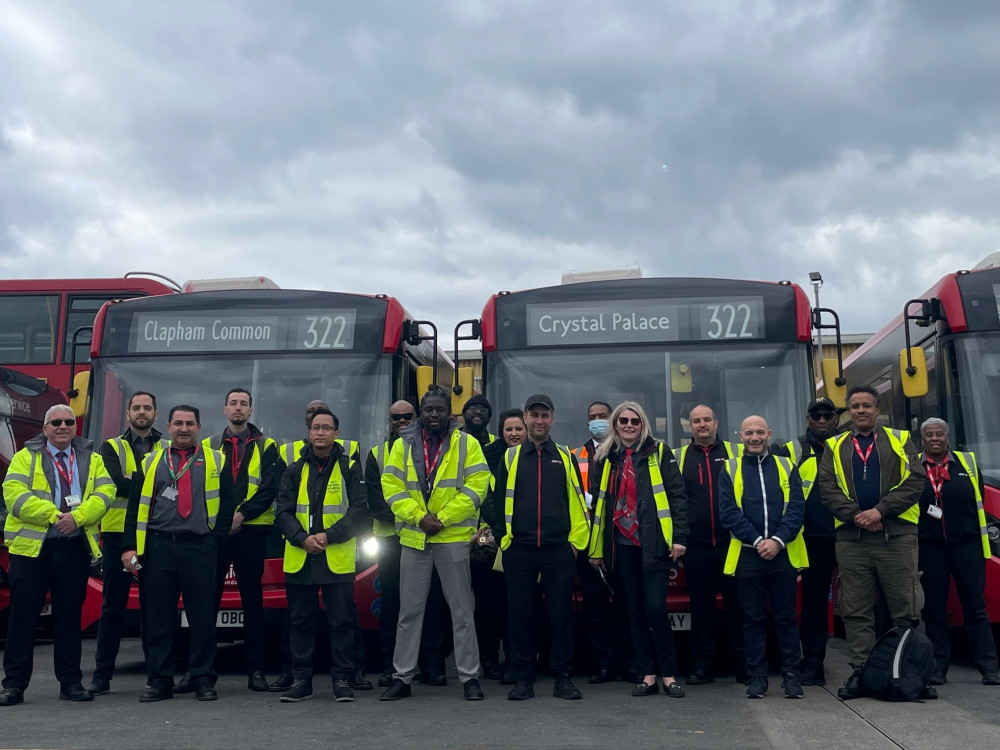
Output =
[{"x1": 588, "y1": 419, "x2": 609, "y2": 439}]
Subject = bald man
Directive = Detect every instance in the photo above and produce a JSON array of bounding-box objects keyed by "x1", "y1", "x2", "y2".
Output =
[{"x1": 719, "y1": 416, "x2": 807, "y2": 700}]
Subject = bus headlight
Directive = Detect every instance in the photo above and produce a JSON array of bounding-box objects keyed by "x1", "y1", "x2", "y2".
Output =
[
  {"x1": 361, "y1": 535, "x2": 380, "y2": 562},
  {"x1": 986, "y1": 514, "x2": 1000, "y2": 558}
]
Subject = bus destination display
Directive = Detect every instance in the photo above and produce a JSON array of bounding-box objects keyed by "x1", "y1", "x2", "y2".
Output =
[
  {"x1": 526, "y1": 297, "x2": 765, "y2": 346},
  {"x1": 133, "y1": 310, "x2": 357, "y2": 353}
]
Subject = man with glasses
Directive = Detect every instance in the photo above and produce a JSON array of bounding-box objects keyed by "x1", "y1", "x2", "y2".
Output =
[
  {"x1": 0, "y1": 406, "x2": 115, "y2": 706},
  {"x1": 773, "y1": 398, "x2": 840, "y2": 686},
  {"x1": 461, "y1": 395, "x2": 496, "y2": 447}
]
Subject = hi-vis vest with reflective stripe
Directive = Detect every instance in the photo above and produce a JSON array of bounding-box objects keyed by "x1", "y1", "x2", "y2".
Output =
[
  {"x1": 722, "y1": 455, "x2": 808, "y2": 575},
  {"x1": 283, "y1": 458, "x2": 356, "y2": 574},
  {"x1": 588, "y1": 443, "x2": 673, "y2": 559},
  {"x1": 382, "y1": 430, "x2": 490, "y2": 550},
  {"x1": 135, "y1": 447, "x2": 223, "y2": 555},
  {"x1": 784, "y1": 440, "x2": 819, "y2": 502},
  {"x1": 102, "y1": 436, "x2": 170, "y2": 533},
  {"x1": 499, "y1": 443, "x2": 590, "y2": 551},
  {"x1": 2, "y1": 447, "x2": 115, "y2": 560},
  {"x1": 280, "y1": 439, "x2": 359, "y2": 468},
  {"x1": 828, "y1": 428, "x2": 917, "y2": 527},
  {"x1": 203, "y1": 433, "x2": 277, "y2": 526},
  {"x1": 370, "y1": 441, "x2": 395, "y2": 537},
  {"x1": 674, "y1": 440, "x2": 743, "y2": 471},
  {"x1": 919, "y1": 450, "x2": 991, "y2": 559},
  {"x1": 572, "y1": 442, "x2": 596, "y2": 497}
]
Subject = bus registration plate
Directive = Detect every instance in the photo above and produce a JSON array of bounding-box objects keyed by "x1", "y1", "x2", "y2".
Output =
[
  {"x1": 669, "y1": 612, "x2": 691, "y2": 631},
  {"x1": 180, "y1": 610, "x2": 244, "y2": 628}
]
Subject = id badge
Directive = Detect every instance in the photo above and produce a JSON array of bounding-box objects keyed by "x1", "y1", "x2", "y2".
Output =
[
  {"x1": 64, "y1": 494, "x2": 81, "y2": 508},
  {"x1": 927, "y1": 505, "x2": 943, "y2": 519},
  {"x1": 162, "y1": 486, "x2": 179, "y2": 502}
]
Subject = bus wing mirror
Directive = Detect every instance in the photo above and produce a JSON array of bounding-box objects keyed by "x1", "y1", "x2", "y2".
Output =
[
  {"x1": 899, "y1": 347, "x2": 929, "y2": 398},
  {"x1": 69, "y1": 371, "x2": 90, "y2": 418},
  {"x1": 416, "y1": 366, "x2": 434, "y2": 398},
  {"x1": 820, "y1": 359, "x2": 847, "y2": 408},
  {"x1": 451, "y1": 367, "x2": 474, "y2": 415},
  {"x1": 670, "y1": 363, "x2": 692, "y2": 393}
]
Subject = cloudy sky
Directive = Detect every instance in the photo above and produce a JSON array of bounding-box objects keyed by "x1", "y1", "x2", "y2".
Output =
[{"x1": 1, "y1": 0, "x2": 997, "y2": 339}]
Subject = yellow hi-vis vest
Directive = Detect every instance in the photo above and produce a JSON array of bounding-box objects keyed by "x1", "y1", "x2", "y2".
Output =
[
  {"x1": 135, "y1": 446, "x2": 223, "y2": 555},
  {"x1": 382, "y1": 430, "x2": 490, "y2": 551},
  {"x1": 828, "y1": 428, "x2": 918, "y2": 527},
  {"x1": 203, "y1": 433, "x2": 277, "y2": 526},
  {"x1": 370, "y1": 441, "x2": 396, "y2": 537},
  {"x1": 674, "y1": 440, "x2": 743, "y2": 471},
  {"x1": 784, "y1": 440, "x2": 819, "y2": 502},
  {"x1": 280, "y1": 439, "x2": 360, "y2": 467},
  {"x1": 499, "y1": 443, "x2": 590, "y2": 551},
  {"x1": 919, "y1": 450, "x2": 991, "y2": 559},
  {"x1": 101, "y1": 436, "x2": 170, "y2": 533},
  {"x1": 588, "y1": 443, "x2": 673, "y2": 559},
  {"x1": 282, "y1": 458, "x2": 356, "y2": 574},
  {"x1": 2, "y1": 446, "x2": 115, "y2": 559},
  {"x1": 722, "y1": 455, "x2": 808, "y2": 575}
]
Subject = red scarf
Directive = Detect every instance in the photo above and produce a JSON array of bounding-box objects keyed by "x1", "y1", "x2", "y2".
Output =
[{"x1": 613, "y1": 448, "x2": 641, "y2": 545}]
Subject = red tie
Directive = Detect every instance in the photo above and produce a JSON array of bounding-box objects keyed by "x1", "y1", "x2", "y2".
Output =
[{"x1": 172, "y1": 449, "x2": 194, "y2": 519}]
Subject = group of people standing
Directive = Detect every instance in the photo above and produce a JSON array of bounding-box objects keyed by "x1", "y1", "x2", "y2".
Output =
[{"x1": 1, "y1": 382, "x2": 997, "y2": 708}]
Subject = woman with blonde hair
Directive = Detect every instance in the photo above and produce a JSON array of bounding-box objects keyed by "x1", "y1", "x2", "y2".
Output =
[{"x1": 589, "y1": 401, "x2": 689, "y2": 697}]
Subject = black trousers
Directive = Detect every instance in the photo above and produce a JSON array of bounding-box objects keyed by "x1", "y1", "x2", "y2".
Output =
[
  {"x1": 735, "y1": 548, "x2": 801, "y2": 677},
  {"x1": 684, "y1": 542, "x2": 743, "y2": 670},
  {"x1": 93, "y1": 532, "x2": 139, "y2": 682},
  {"x1": 214, "y1": 527, "x2": 268, "y2": 674},
  {"x1": 2, "y1": 536, "x2": 90, "y2": 691},
  {"x1": 287, "y1": 581, "x2": 355, "y2": 681},
  {"x1": 615, "y1": 545, "x2": 679, "y2": 677},
  {"x1": 143, "y1": 533, "x2": 219, "y2": 689},
  {"x1": 472, "y1": 559, "x2": 508, "y2": 668},
  {"x1": 505, "y1": 542, "x2": 576, "y2": 680},
  {"x1": 799, "y1": 535, "x2": 836, "y2": 669},
  {"x1": 919, "y1": 540, "x2": 999, "y2": 676}
]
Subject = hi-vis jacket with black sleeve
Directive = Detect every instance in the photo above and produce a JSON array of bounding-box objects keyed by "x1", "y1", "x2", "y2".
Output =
[
  {"x1": 381, "y1": 419, "x2": 490, "y2": 550},
  {"x1": 2, "y1": 435, "x2": 115, "y2": 560},
  {"x1": 100, "y1": 430, "x2": 169, "y2": 533},
  {"x1": 203, "y1": 423, "x2": 280, "y2": 527}
]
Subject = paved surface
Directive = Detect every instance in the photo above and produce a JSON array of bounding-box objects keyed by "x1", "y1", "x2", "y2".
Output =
[{"x1": 0, "y1": 636, "x2": 997, "y2": 749}]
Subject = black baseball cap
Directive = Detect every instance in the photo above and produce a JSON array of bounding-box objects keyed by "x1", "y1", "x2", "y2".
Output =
[
  {"x1": 523, "y1": 393, "x2": 554, "y2": 412},
  {"x1": 807, "y1": 397, "x2": 837, "y2": 414}
]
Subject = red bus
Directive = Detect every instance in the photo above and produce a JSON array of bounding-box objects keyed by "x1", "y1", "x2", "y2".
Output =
[
  {"x1": 0, "y1": 274, "x2": 178, "y2": 396},
  {"x1": 839, "y1": 260, "x2": 1000, "y2": 623},
  {"x1": 81, "y1": 288, "x2": 453, "y2": 639},
  {"x1": 471, "y1": 277, "x2": 817, "y2": 627}
]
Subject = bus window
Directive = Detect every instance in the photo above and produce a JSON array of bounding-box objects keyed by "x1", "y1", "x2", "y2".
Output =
[
  {"x1": 63, "y1": 295, "x2": 140, "y2": 365},
  {"x1": 0, "y1": 295, "x2": 59, "y2": 365}
]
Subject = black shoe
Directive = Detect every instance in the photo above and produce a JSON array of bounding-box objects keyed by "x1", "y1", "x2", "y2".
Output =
[
  {"x1": 463, "y1": 678, "x2": 485, "y2": 701},
  {"x1": 0, "y1": 688, "x2": 24, "y2": 706},
  {"x1": 588, "y1": 668, "x2": 610, "y2": 684},
  {"x1": 269, "y1": 673, "x2": 294, "y2": 693},
  {"x1": 333, "y1": 680, "x2": 355, "y2": 702},
  {"x1": 553, "y1": 675, "x2": 582, "y2": 700},
  {"x1": 837, "y1": 668, "x2": 863, "y2": 700},
  {"x1": 746, "y1": 676, "x2": 768, "y2": 699},
  {"x1": 86, "y1": 677, "x2": 111, "y2": 696},
  {"x1": 279, "y1": 679, "x2": 313, "y2": 702},
  {"x1": 799, "y1": 666, "x2": 826, "y2": 686},
  {"x1": 248, "y1": 671, "x2": 269, "y2": 692},
  {"x1": 663, "y1": 681, "x2": 685, "y2": 698},
  {"x1": 782, "y1": 672, "x2": 803, "y2": 699},
  {"x1": 380, "y1": 678, "x2": 411, "y2": 701},
  {"x1": 929, "y1": 672, "x2": 946, "y2": 686},
  {"x1": 507, "y1": 680, "x2": 534, "y2": 701},
  {"x1": 631, "y1": 681, "x2": 658, "y2": 697},
  {"x1": 59, "y1": 683, "x2": 94, "y2": 702},
  {"x1": 195, "y1": 685, "x2": 218, "y2": 701},
  {"x1": 419, "y1": 667, "x2": 447, "y2": 687},
  {"x1": 349, "y1": 670, "x2": 373, "y2": 691},
  {"x1": 377, "y1": 670, "x2": 394, "y2": 688},
  {"x1": 982, "y1": 669, "x2": 1000, "y2": 686},
  {"x1": 139, "y1": 685, "x2": 172, "y2": 703},
  {"x1": 922, "y1": 685, "x2": 938, "y2": 699},
  {"x1": 687, "y1": 669, "x2": 713, "y2": 685},
  {"x1": 173, "y1": 673, "x2": 194, "y2": 694}
]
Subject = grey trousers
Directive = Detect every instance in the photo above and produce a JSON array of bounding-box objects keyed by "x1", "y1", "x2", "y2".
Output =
[{"x1": 394, "y1": 542, "x2": 481, "y2": 684}]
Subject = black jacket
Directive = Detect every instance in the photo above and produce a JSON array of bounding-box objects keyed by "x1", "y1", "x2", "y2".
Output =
[
  {"x1": 917, "y1": 452, "x2": 984, "y2": 545},
  {"x1": 204, "y1": 423, "x2": 281, "y2": 523},
  {"x1": 365, "y1": 435, "x2": 400, "y2": 527},
  {"x1": 773, "y1": 431, "x2": 835, "y2": 539},
  {"x1": 678, "y1": 437, "x2": 735, "y2": 547},
  {"x1": 101, "y1": 427, "x2": 164, "y2": 499},
  {"x1": 592, "y1": 437, "x2": 689, "y2": 570},
  {"x1": 719, "y1": 452, "x2": 805, "y2": 547}
]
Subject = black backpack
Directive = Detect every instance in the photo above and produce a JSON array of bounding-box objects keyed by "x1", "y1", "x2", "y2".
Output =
[{"x1": 859, "y1": 624, "x2": 936, "y2": 702}]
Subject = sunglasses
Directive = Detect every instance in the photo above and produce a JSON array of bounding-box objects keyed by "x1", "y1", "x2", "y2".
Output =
[
  {"x1": 617, "y1": 417, "x2": 642, "y2": 427},
  {"x1": 48, "y1": 419, "x2": 76, "y2": 427},
  {"x1": 390, "y1": 413, "x2": 415, "y2": 421},
  {"x1": 810, "y1": 412, "x2": 837, "y2": 422}
]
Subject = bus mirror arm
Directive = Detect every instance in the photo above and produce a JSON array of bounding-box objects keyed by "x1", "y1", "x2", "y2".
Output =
[
  {"x1": 812, "y1": 307, "x2": 846, "y2": 383},
  {"x1": 406, "y1": 320, "x2": 439, "y2": 391},
  {"x1": 66, "y1": 325, "x2": 94, "y2": 398},
  {"x1": 452, "y1": 319, "x2": 482, "y2": 396}
]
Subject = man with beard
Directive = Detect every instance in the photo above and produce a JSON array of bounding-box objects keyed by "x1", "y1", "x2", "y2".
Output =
[
  {"x1": 461, "y1": 394, "x2": 496, "y2": 447},
  {"x1": 203, "y1": 388, "x2": 282, "y2": 692},
  {"x1": 87, "y1": 392, "x2": 168, "y2": 696}
]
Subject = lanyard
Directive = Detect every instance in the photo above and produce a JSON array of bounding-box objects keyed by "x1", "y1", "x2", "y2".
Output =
[
  {"x1": 423, "y1": 432, "x2": 444, "y2": 481},
  {"x1": 167, "y1": 448, "x2": 198, "y2": 486},
  {"x1": 53, "y1": 450, "x2": 76, "y2": 489},
  {"x1": 924, "y1": 459, "x2": 948, "y2": 504},
  {"x1": 852, "y1": 436, "x2": 876, "y2": 481}
]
